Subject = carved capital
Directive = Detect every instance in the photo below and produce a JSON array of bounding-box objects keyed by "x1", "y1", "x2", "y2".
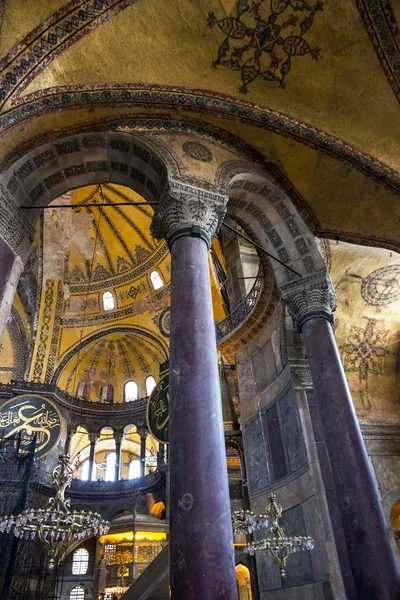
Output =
[
  {"x1": 151, "y1": 181, "x2": 227, "y2": 249},
  {"x1": 281, "y1": 269, "x2": 336, "y2": 331}
]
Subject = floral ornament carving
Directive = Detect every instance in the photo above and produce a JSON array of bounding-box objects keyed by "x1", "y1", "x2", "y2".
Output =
[
  {"x1": 340, "y1": 319, "x2": 390, "y2": 384},
  {"x1": 151, "y1": 183, "x2": 227, "y2": 246},
  {"x1": 208, "y1": 0, "x2": 323, "y2": 92}
]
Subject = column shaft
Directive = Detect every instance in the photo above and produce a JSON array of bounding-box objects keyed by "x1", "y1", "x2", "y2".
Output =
[
  {"x1": 0, "y1": 237, "x2": 23, "y2": 341},
  {"x1": 140, "y1": 434, "x2": 146, "y2": 478},
  {"x1": 88, "y1": 436, "x2": 96, "y2": 481},
  {"x1": 302, "y1": 317, "x2": 400, "y2": 598},
  {"x1": 115, "y1": 439, "x2": 122, "y2": 482},
  {"x1": 169, "y1": 236, "x2": 237, "y2": 599}
]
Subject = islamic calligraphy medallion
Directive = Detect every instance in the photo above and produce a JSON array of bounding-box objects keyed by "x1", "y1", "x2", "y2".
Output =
[
  {"x1": 146, "y1": 373, "x2": 169, "y2": 444},
  {"x1": 208, "y1": 0, "x2": 323, "y2": 92},
  {"x1": 361, "y1": 265, "x2": 400, "y2": 306},
  {"x1": 0, "y1": 394, "x2": 61, "y2": 458}
]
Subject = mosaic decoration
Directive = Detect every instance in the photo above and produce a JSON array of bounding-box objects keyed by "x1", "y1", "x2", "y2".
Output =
[
  {"x1": 1, "y1": 89, "x2": 399, "y2": 204},
  {"x1": 361, "y1": 264, "x2": 400, "y2": 306},
  {"x1": 354, "y1": 0, "x2": 400, "y2": 104},
  {"x1": 0, "y1": 0, "x2": 138, "y2": 109},
  {"x1": 105, "y1": 340, "x2": 116, "y2": 376},
  {"x1": 340, "y1": 319, "x2": 390, "y2": 383},
  {"x1": 182, "y1": 141, "x2": 213, "y2": 162},
  {"x1": 208, "y1": 0, "x2": 323, "y2": 92},
  {"x1": 0, "y1": 394, "x2": 61, "y2": 458},
  {"x1": 44, "y1": 283, "x2": 64, "y2": 383},
  {"x1": 32, "y1": 280, "x2": 55, "y2": 383},
  {"x1": 158, "y1": 308, "x2": 170, "y2": 338}
]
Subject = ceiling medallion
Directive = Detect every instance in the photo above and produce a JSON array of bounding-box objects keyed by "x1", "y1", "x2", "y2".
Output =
[
  {"x1": 208, "y1": 0, "x2": 323, "y2": 92},
  {"x1": 182, "y1": 141, "x2": 213, "y2": 162},
  {"x1": 0, "y1": 454, "x2": 109, "y2": 569},
  {"x1": 232, "y1": 493, "x2": 314, "y2": 577}
]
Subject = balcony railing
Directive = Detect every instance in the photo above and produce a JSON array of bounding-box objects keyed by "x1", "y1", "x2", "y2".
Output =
[{"x1": 216, "y1": 271, "x2": 263, "y2": 341}]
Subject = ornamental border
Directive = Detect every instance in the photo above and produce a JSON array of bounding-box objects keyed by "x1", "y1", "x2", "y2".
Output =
[{"x1": 0, "y1": 84, "x2": 398, "y2": 197}]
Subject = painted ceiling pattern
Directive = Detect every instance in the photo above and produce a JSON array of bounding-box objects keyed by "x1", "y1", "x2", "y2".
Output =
[{"x1": 208, "y1": 0, "x2": 323, "y2": 92}]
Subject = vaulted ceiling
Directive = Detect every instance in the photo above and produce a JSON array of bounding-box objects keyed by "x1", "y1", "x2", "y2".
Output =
[{"x1": 0, "y1": 0, "x2": 399, "y2": 252}]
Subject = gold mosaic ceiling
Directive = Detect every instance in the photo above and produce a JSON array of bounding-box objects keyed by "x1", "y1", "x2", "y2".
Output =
[{"x1": 0, "y1": 0, "x2": 398, "y2": 252}]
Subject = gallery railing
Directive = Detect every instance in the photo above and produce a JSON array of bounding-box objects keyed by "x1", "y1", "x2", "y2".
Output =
[{"x1": 216, "y1": 270, "x2": 263, "y2": 341}]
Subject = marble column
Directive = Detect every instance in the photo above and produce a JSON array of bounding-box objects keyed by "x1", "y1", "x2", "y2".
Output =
[
  {"x1": 151, "y1": 184, "x2": 237, "y2": 600},
  {"x1": 283, "y1": 271, "x2": 400, "y2": 599},
  {"x1": 139, "y1": 430, "x2": 147, "y2": 478},
  {"x1": 0, "y1": 236, "x2": 23, "y2": 341},
  {"x1": 88, "y1": 433, "x2": 97, "y2": 481},
  {"x1": 114, "y1": 431, "x2": 123, "y2": 482}
]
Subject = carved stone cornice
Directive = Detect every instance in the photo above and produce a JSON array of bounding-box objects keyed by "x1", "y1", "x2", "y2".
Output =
[
  {"x1": 151, "y1": 181, "x2": 227, "y2": 249},
  {"x1": 359, "y1": 419, "x2": 400, "y2": 455},
  {"x1": 289, "y1": 359, "x2": 313, "y2": 389},
  {"x1": 281, "y1": 269, "x2": 336, "y2": 331}
]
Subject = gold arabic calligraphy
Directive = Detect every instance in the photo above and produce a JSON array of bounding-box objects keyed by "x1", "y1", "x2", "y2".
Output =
[
  {"x1": 0, "y1": 400, "x2": 60, "y2": 454},
  {"x1": 149, "y1": 379, "x2": 169, "y2": 439}
]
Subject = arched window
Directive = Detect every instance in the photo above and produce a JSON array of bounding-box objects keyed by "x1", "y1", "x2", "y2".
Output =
[
  {"x1": 150, "y1": 270, "x2": 164, "y2": 291},
  {"x1": 105, "y1": 452, "x2": 116, "y2": 482},
  {"x1": 76, "y1": 381, "x2": 89, "y2": 400},
  {"x1": 124, "y1": 381, "x2": 138, "y2": 402},
  {"x1": 128, "y1": 459, "x2": 141, "y2": 480},
  {"x1": 70, "y1": 586, "x2": 85, "y2": 600},
  {"x1": 146, "y1": 376, "x2": 156, "y2": 396},
  {"x1": 80, "y1": 460, "x2": 89, "y2": 481},
  {"x1": 101, "y1": 384, "x2": 114, "y2": 403},
  {"x1": 72, "y1": 548, "x2": 89, "y2": 575},
  {"x1": 236, "y1": 563, "x2": 253, "y2": 600},
  {"x1": 102, "y1": 291, "x2": 115, "y2": 311}
]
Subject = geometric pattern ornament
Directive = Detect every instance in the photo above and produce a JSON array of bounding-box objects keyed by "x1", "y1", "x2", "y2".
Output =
[
  {"x1": 208, "y1": 0, "x2": 323, "y2": 93},
  {"x1": 361, "y1": 264, "x2": 400, "y2": 306},
  {"x1": 158, "y1": 308, "x2": 171, "y2": 338},
  {"x1": 340, "y1": 319, "x2": 390, "y2": 384}
]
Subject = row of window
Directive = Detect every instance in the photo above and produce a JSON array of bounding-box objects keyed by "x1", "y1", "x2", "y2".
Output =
[
  {"x1": 102, "y1": 270, "x2": 164, "y2": 311},
  {"x1": 76, "y1": 377, "x2": 156, "y2": 402},
  {"x1": 80, "y1": 453, "x2": 141, "y2": 482}
]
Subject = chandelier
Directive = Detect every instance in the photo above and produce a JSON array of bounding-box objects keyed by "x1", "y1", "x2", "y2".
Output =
[
  {"x1": 232, "y1": 493, "x2": 314, "y2": 577},
  {"x1": 0, "y1": 454, "x2": 110, "y2": 569}
]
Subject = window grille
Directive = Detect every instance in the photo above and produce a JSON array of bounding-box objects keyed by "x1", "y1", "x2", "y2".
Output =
[
  {"x1": 72, "y1": 548, "x2": 89, "y2": 575},
  {"x1": 70, "y1": 586, "x2": 85, "y2": 600},
  {"x1": 150, "y1": 270, "x2": 164, "y2": 291},
  {"x1": 102, "y1": 291, "x2": 115, "y2": 311}
]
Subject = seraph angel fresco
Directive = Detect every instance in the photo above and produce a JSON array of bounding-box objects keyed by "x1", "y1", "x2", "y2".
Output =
[{"x1": 208, "y1": 0, "x2": 323, "y2": 92}]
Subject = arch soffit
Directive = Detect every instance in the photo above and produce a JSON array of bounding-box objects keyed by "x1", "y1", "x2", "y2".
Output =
[
  {"x1": 51, "y1": 325, "x2": 168, "y2": 385},
  {"x1": 0, "y1": 131, "x2": 169, "y2": 259},
  {"x1": 227, "y1": 172, "x2": 327, "y2": 291}
]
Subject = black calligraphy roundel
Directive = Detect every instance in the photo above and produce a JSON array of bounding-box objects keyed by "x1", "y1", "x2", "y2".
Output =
[
  {"x1": 0, "y1": 394, "x2": 62, "y2": 458},
  {"x1": 146, "y1": 373, "x2": 169, "y2": 444}
]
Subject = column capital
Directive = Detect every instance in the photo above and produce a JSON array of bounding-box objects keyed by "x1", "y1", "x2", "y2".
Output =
[
  {"x1": 114, "y1": 430, "x2": 124, "y2": 444},
  {"x1": 151, "y1": 181, "x2": 227, "y2": 249},
  {"x1": 281, "y1": 269, "x2": 336, "y2": 332}
]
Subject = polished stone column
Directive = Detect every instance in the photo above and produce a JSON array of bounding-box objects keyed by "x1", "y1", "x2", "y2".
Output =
[
  {"x1": 88, "y1": 433, "x2": 97, "y2": 481},
  {"x1": 139, "y1": 430, "x2": 147, "y2": 478},
  {"x1": 284, "y1": 272, "x2": 400, "y2": 599},
  {"x1": 152, "y1": 184, "x2": 237, "y2": 600},
  {"x1": 0, "y1": 236, "x2": 23, "y2": 340},
  {"x1": 114, "y1": 432, "x2": 123, "y2": 482}
]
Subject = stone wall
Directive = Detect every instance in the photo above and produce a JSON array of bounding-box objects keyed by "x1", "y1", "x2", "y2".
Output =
[{"x1": 236, "y1": 305, "x2": 344, "y2": 599}]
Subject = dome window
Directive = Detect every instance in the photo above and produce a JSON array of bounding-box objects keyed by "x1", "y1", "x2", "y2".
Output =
[
  {"x1": 102, "y1": 291, "x2": 115, "y2": 311},
  {"x1": 124, "y1": 381, "x2": 139, "y2": 402},
  {"x1": 146, "y1": 376, "x2": 156, "y2": 396},
  {"x1": 150, "y1": 270, "x2": 164, "y2": 291}
]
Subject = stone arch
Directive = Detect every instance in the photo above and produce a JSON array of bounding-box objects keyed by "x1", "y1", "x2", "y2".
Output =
[
  {"x1": 0, "y1": 131, "x2": 169, "y2": 260},
  {"x1": 227, "y1": 172, "x2": 334, "y2": 328}
]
